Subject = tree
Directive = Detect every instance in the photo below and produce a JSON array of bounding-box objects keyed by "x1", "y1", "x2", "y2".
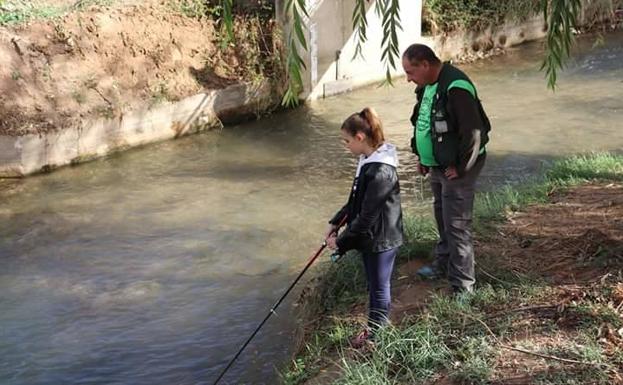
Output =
[{"x1": 219, "y1": 0, "x2": 583, "y2": 106}]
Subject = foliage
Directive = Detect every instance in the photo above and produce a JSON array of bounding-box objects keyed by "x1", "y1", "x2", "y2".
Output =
[
  {"x1": 167, "y1": 1, "x2": 284, "y2": 87},
  {"x1": 377, "y1": 0, "x2": 403, "y2": 86},
  {"x1": 423, "y1": 0, "x2": 541, "y2": 34},
  {"x1": 473, "y1": 152, "x2": 623, "y2": 232},
  {"x1": 540, "y1": 0, "x2": 582, "y2": 90},
  {"x1": 204, "y1": 13, "x2": 285, "y2": 86},
  {"x1": 280, "y1": 0, "x2": 309, "y2": 107},
  {"x1": 0, "y1": 0, "x2": 113, "y2": 25},
  {"x1": 546, "y1": 152, "x2": 623, "y2": 182},
  {"x1": 351, "y1": 0, "x2": 368, "y2": 60},
  {"x1": 168, "y1": 0, "x2": 216, "y2": 18}
]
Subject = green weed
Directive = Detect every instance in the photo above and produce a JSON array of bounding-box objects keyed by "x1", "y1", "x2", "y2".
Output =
[
  {"x1": 0, "y1": 0, "x2": 114, "y2": 25},
  {"x1": 423, "y1": 0, "x2": 541, "y2": 34}
]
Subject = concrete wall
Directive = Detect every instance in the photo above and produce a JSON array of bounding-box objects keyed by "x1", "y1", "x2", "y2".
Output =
[
  {"x1": 0, "y1": 82, "x2": 277, "y2": 177},
  {"x1": 425, "y1": 15, "x2": 548, "y2": 62}
]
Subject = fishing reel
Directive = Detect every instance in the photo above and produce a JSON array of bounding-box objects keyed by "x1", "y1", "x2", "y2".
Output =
[{"x1": 330, "y1": 250, "x2": 346, "y2": 263}]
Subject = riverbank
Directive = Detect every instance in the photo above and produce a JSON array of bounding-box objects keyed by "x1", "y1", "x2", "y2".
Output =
[
  {"x1": 0, "y1": 0, "x2": 282, "y2": 136},
  {"x1": 284, "y1": 153, "x2": 623, "y2": 385},
  {"x1": 0, "y1": 0, "x2": 284, "y2": 176}
]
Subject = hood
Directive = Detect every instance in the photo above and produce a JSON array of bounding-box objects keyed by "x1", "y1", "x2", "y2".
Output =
[{"x1": 355, "y1": 142, "x2": 399, "y2": 178}]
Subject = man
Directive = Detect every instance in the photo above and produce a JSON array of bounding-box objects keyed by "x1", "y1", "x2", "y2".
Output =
[{"x1": 401, "y1": 44, "x2": 490, "y2": 293}]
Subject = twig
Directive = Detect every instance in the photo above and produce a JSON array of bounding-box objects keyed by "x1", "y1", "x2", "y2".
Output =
[
  {"x1": 11, "y1": 37, "x2": 24, "y2": 58},
  {"x1": 459, "y1": 311, "x2": 607, "y2": 368},
  {"x1": 458, "y1": 311, "x2": 500, "y2": 342},
  {"x1": 91, "y1": 86, "x2": 113, "y2": 107},
  {"x1": 476, "y1": 265, "x2": 513, "y2": 285},
  {"x1": 500, "y1": 345, "x2": 607, "y2": 367},
  {"x1": 481, "y1": 304, "x2": 558, "y2": 322}
]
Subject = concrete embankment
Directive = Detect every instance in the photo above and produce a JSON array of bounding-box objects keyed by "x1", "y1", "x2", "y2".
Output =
[{"x1": 0, "y1": 81, "x2": 277, "y2": 177}]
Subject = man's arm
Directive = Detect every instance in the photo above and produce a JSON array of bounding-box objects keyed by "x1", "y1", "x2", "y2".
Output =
[{"x1": 447, "y1": 88, "x2": 484, "y2": 175}]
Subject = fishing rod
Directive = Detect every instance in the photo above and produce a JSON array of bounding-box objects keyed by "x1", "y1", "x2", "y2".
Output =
[{"x1": 212, "y1": 215, "x2": 347, "y2": 385}]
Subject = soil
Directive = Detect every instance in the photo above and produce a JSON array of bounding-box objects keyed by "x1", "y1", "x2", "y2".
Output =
[
  {"x1": 301, "y1": 182, "x2": 623, "y2": 385},
  {"x1": 0, "y1": 0, "x2": 280, "y2": 136},
  {"x1": 479, "y1": 182, "x2": 623, "y2": 284}
]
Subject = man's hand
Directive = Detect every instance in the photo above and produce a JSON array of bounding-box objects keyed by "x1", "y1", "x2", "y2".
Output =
[
  {"x1": 326, "y1": 235, "x2": 338, "y2": 250},
  {"x1": 444, "y1": 165, "x2": 459, "y2": 180},
  {"x1": 416, "y1": 160, "x2": 429, "y2": 176}
]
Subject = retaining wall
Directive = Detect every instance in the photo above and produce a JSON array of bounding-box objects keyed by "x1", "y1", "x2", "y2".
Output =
[{"x1": 0, "y1": 81, "x2": 277, "y2": 177}]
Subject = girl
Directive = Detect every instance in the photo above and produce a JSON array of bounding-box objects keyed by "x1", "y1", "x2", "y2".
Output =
[{"x1": 326, "y1": 107, "x2": 404, "y2": 347}]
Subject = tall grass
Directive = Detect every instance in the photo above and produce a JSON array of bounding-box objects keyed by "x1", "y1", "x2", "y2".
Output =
[
  {"x1": 474, "y1": 152, "x2": 623, "y2": 231},
  {"x1": 546, "y1": 152, "x2": 623, "y2": 182}
]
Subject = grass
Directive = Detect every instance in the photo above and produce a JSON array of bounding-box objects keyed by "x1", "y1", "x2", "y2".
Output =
[
  {"x1": 282, "y1": 152, "x2": 623, "y2": 385},
  {"x1": 0, "y1": 0, "x2": 115, "y2": 25},
  {"x1": 423, "y1": 0, "x2": 541, "y2": 34},
  {"x1": 474, "y1": 152, "x2": 623, "y2": 233}
]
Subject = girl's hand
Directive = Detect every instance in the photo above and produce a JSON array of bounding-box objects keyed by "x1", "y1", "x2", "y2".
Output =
[
  {"x1": 326, "y1": 235, "x2": 338, "y2": 250},
  {"x1": 324, "y1": 224, "x2": 337, "y2": 240}
]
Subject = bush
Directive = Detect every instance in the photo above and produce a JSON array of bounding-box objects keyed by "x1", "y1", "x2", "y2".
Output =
[{"x1": 423, "y1": 0, "x2": 541, "y2": 34}]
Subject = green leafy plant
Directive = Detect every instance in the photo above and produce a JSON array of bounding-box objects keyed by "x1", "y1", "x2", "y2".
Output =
[{"x1": 541, "y1": 0, "x2": 582, "y2": 90}]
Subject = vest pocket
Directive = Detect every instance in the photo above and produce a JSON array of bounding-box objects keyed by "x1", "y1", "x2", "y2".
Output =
[{"x1": 433, "y1": 133, "x2": 460, "y2": 167}]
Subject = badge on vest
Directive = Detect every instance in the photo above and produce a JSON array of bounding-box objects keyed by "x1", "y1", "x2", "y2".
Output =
[{"x1": 433, "y1": 109, "x2": 448, "y2": 134}]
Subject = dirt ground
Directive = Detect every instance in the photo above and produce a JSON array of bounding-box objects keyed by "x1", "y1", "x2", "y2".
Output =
[
  {"x1": 0, "y1": 0, "x2": 280, "y2": 136},
  {"x1": 479, "y1": 182, "x2": 623, "y2": 285},
  {"x1": 303, "y1": 182, "x2": 623, "y2": 385},
  {"x1": 391, "y1": 183, "x2": 623, "y2": 320}
]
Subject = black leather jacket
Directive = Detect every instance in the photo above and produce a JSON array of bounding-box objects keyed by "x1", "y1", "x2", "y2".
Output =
[{"x1": 330, "y1": 162, "x2": 404, "y2": 254}]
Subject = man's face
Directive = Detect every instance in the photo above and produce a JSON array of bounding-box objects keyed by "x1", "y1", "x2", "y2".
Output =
[{"x1": 402, "y1": 56, "x2": 429, "y2": 86}]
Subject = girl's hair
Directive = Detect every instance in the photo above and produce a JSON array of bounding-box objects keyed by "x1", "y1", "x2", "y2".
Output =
[{"x1": 341, "y1": 107, "x2": 385, "y2": 148}]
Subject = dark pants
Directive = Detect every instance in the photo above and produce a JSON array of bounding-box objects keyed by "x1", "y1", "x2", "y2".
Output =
[
  {"x1": 430, "y1": 158, "x2": 485, "y2": 292},
  {"x1": 362, "y1": 247, "x2": 398, "y2": 329}
]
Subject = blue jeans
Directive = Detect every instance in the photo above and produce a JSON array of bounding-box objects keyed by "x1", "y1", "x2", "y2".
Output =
[{"x1": 362, "y1": 247, "x2": 398, "y2": 329}]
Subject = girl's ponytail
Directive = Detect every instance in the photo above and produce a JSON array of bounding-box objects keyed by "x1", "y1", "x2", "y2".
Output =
[
  {"x1": 360, "y1": 107, "x2": 384, "y2": 148},
  {"x1": 341, "y1": 107, "x2": 385, "y2": 148}
]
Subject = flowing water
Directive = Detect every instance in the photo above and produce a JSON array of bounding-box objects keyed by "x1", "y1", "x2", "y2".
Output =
[{"x1": 1, "y1": 32, "x2": 622, "y2": 385}]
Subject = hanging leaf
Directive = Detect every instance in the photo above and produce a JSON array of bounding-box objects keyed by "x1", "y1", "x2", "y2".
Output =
[
  {"x1": 351, "y1": 0, "x2": 369, "y2": 60},
  {"x1": 281, "y1": 0, "x2": 309, "y2": 106},
  {"x1": 221, "y1": 0, "x2": 233, "y2": 44},
  {"x1": 541, "y1": 0, "x2": 580, "y2": 91}
]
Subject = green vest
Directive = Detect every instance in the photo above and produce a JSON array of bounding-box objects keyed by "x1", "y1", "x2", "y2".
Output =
[{"x1": 410, "y1": 63, "x2": 490, "y2": 168}]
